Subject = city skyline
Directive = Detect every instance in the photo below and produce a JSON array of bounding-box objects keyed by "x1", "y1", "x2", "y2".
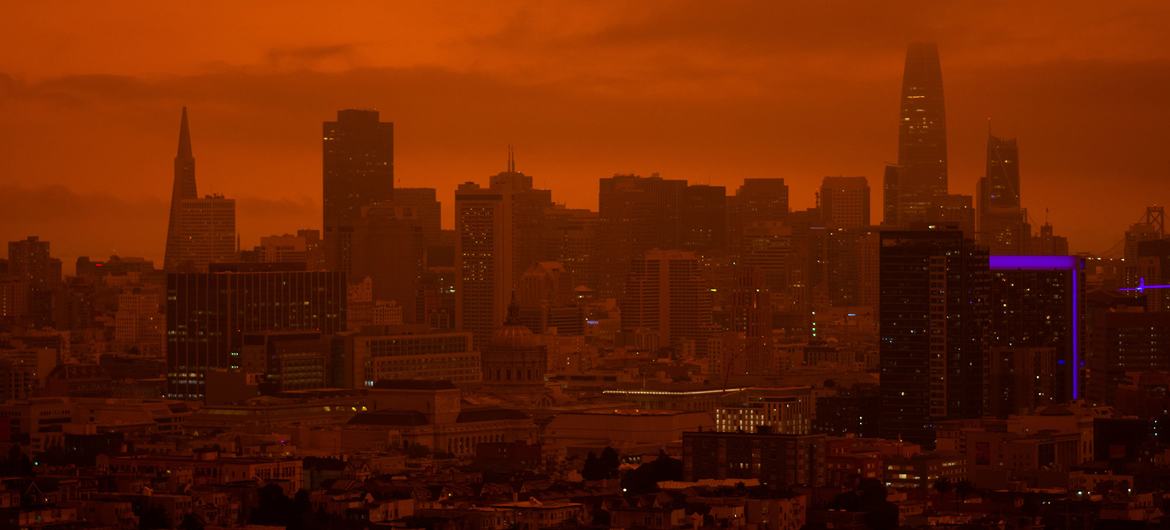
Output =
[
  {"x1": 5, "y1": 6, "x2": 1170, "y2": 528},
  {"x1": 3, "y1": 2, "x2": 1170, "y2": 267}
]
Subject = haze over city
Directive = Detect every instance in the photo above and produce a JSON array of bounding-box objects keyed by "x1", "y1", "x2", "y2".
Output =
[
  {"x1": 3, "y1": 1, "x2": 1170, "y2": 266},
  {"x1": 4, "y1": 3, "x2": 1170, "y2": 530}
]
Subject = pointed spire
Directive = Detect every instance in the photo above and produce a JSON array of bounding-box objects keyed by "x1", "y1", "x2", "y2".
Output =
[
  {"x1": 505, "y1": 291, "x2": 520, "y2": 325},
  {"x1": 507, "y1": 144, "x2": 516, "y2": 173},
  {"x1": 177, "y1": 106, "x2": 193, "y2": 159}
]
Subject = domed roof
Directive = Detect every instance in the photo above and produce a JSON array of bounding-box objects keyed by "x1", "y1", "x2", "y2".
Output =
[{"x1": 492, "y1": 293, "x2": 538, "y2": 348}]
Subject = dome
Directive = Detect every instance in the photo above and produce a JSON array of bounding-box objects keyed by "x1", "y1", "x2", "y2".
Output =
[{"x1": 493, "y1": 322, "x2": 535, "y2": 348}]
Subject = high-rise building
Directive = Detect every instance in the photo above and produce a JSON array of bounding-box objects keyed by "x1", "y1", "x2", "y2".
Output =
[
  {"x1": 323, "y1": 109, "x2": 394, "y2": 275},
  {"x1": 929, "y1": 193, "x2": 975, "y2": 238},
  {"x1": 728, "y1": 265, "x2": 773, "y2": 374},
  {"x1": 244, "y1": 230, "x2": 325, "y2": 269},
  {"x1": 7, "y1": 236, "x2": 61, "y2": 327},
  {"x1": 987, "y1": 255, "x2": 1085, "y2": 414},
  {"x1": 620, "y1": 249, "x2": 712, "y2": 350},
  {"x1": 597, "y1": 174, "x2": 687, "y2": 298},
  {"x1": 515, "y1": 262, "x2": 584, "y2": 336},
  {"x1": 879, "y1": 227, "x2": 990, "y2": 447},
  {"x1": 161, "y1": 109, "x2": 237, "y2": 272},
  {"x1": 114, "y1": 289, "x2": 165, "y2": 356},
  {"x1": 730, "y1": 178, "x2": 790, "y2": 252},
  {"x1": 978, "y1": 135, "x2": 1027, "y2": 254},
  {"x1": 164, "y1": 107, "x2": 198, "y2": 272},
  {"x1": 542, "y1": 205, "x2": 598, "y2": 290},
  {"x1": 681, "y1": 184, "x2": 728, "y2": 252},
  {"x1": 885, "y1": 43, "x2": 948, "y2": 227},
  {"x1": 351, "y1": 203, "x2": 425, "y2": 323},
  {"x1": 165, "y1": 265, "x2": 346, "y2": 399},
  {"x1": 489, "y1": 150, "x2": 554, "y2": 289},
  {"x1": 390, "y1": 188, "x2": 442, "y2": 247},
  {"x1": 455, "y1": 182, "x2": 513, "y2": 346},
  {"x1": 824, "y1": 228, "x2": 880, "y2": 308},
  {"x1": 819, "y1": 176, "x2": 870, "y2": 230},
  {"x1": 170, "y1": 194, "x2": 237, "y2": 271}
]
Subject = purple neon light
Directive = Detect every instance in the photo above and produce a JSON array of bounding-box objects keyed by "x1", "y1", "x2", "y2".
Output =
[
  {"x1": 989, "y1": 255, "x2": 1078, "y2": 270},
  {"x1": 989, "y1": 255, "x2": 1083, "y2": 399},
  {"x1": 1119, "y1": 277, "x2": 1170, "y2": 292}
]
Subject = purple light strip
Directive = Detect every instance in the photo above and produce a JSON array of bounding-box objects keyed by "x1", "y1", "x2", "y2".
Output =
[
  {"x1": 989, "y1": 255, "x2": 1082, "y2": 400},
  {"x1": 1119, "y1": 278, "x2": 1170, "y2": 292}
]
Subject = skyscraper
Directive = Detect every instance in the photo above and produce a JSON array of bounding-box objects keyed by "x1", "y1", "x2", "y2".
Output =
[
  {"x1": 978, "y1": 135, "x2": 1027, "y2": 254},
  {"x1": 879, "y1": 227, "x2": 989, "y2": 447},
  {"x1": 620, "y1": 249, "x2": 712, "y2": 350},
  {"x1": 730, "y1": 178, "x2": 790, "y2": 252},
  {"x1": 597, "y1": 174, "x2": 686, "y2": 298},
  {"x1": 164, "y1": 107, "x2": 198, "y2": 272},
  {"x1": 323, "y1": 109, "x2": 394, "y2": 276},
  {"x1": 455, "y1": 182, "x2": 513, "y2": 346},
  {"x1": 350, "y1": 203, "x2": 425, "y2": 323},
  {"x1": 489, "y1": 149, "x2": 554, "y2": 289},
  {"x1": 987, "y1": 256, "x2": 1085, "y2": 414},
  {"x1": 162, "y1": 108, "x2": 237, "y2": 272},
  {"x1": 885, "y1": 43, "x2": 948, "y2": 227},
  {"x1": 7, "y1": 236, "x2": 61, "y2": 327},
  {"x1": 170, "y1": 194, "x2": 237, "y2": 271},
  {"x1": 165, "y1": 265, "x2": 346, "y2": 399},
  {"x1": 681, "y1": 184, "x2": 728, "y2": 252},
  {"x1": 819, "y1": 176, "x2": 870, "y2": 230}
]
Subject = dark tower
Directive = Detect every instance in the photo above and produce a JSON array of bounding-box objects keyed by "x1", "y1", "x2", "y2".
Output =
[
  {"x1": 164, "y1": 107, "x2": 198, "y2": 271},
  {"x1": 977, "y1": 134, "x2": 1026, "y2": 253},
  {"x1": 323, "y1": 109, "x2": 394, "y2": 276},
  {"x1": 879, "y1": 227, "x2": 990, "y2": 447},
  {"x1": 887, "y1": 43, "x2": 948, "y2": 226}
]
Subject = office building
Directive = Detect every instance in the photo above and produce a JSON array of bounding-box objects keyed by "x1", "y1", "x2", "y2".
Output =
[
  {"x1": 490, "y1": 150, "x2": 554, "y2": 287},
  {"x1": 333, "y1": 328, "x2": 480, "y2": 388},
  {"x1": 351, "y1": 202, "x2": 425, "y2": 323},
  {"x1": 597, "y1": 174, "x2": 686, "y2": 298},
  {"x1": 987, "y1": 255, "x2": 1084, "y2": 413},
  {"x1": 884, "y1": 42, "x2": 948, "y2": 227},
  {"x1": 323, "y1": 109, "x2": 394, "y2": 275},
  {"x1": 165, "y1": 265, "x2": 346, "y2": 399},
  {"x1": 162, "y1": 108, "x2": 237, "y2": 272},
  {"x1": 620, "y1": 249, "x2": 712, "y2": 350},
  {"x1": 879, "y1": 227, "x2": 990, "y2": 447},
  {"x1": 455, "y1": 181, "x2": 513, "y2": 346},
  {"x1": 730, "y1": 178, "x2": 789, "y2": 253},
  {"x1": 978, "y1": 135, "x2": 1027, "y2": 254},
  {"x1": 681, "y1": 184, "x2": 728, "y2": 252},
  {"x1": 7, "y1": 236, "x2": 61, "y2": 326},
  {"x1": 819, "y1": 176, "x2": 870, "y2": 230}
]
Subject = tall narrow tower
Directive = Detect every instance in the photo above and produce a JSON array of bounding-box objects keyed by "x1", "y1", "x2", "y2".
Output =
[
  {"x1": 886, "y1": 43, "x2": 948, "y2": 226},
  {"x1": 164, "y1": 107, "x2": 198, "y2": 271},
  {"x1": 322, "y1": 109, "x2": 394, "y2": 276}
]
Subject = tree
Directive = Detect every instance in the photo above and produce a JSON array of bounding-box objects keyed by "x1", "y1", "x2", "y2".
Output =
[
  {"x1": 621, "y1": 450, "x2": 683, "y2": 494},
  {"x1": 250, "y1": 483, "x2": 292, "y2": 526},
  {"x1": 178, "y1": 513, "x2": 205, "y2": 530},
  {"x1": 933, "y1": 477, "x2": 952, "y2": 495},
  {"x1": 138, "y1": 504, "x2": 170, "y2": 530},
  {"x1": 599, "y1": 447, "x2": 620, "y2": 478},
  {"x1": 955, "y1": 480, "x2": 976, "y2": 500},
  {"x1": 582, "y1": 452, "x2": 603, "y2": 481}
]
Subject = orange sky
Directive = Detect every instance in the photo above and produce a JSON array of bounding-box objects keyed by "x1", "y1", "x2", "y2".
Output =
[{"x1": 2, "y1": 1, "x2": 1169, "y2": 267}]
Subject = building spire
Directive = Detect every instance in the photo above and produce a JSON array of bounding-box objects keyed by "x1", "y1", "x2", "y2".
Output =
[
  {"x1": 505, "y1": 291, "x2": 520, "y2": 325},
  {"x1": 177, "y1": 106, "x2": 193, "y2": 159},
  {"x1": 507, "y1": 144, "x2": 515, "y2": 173}
]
